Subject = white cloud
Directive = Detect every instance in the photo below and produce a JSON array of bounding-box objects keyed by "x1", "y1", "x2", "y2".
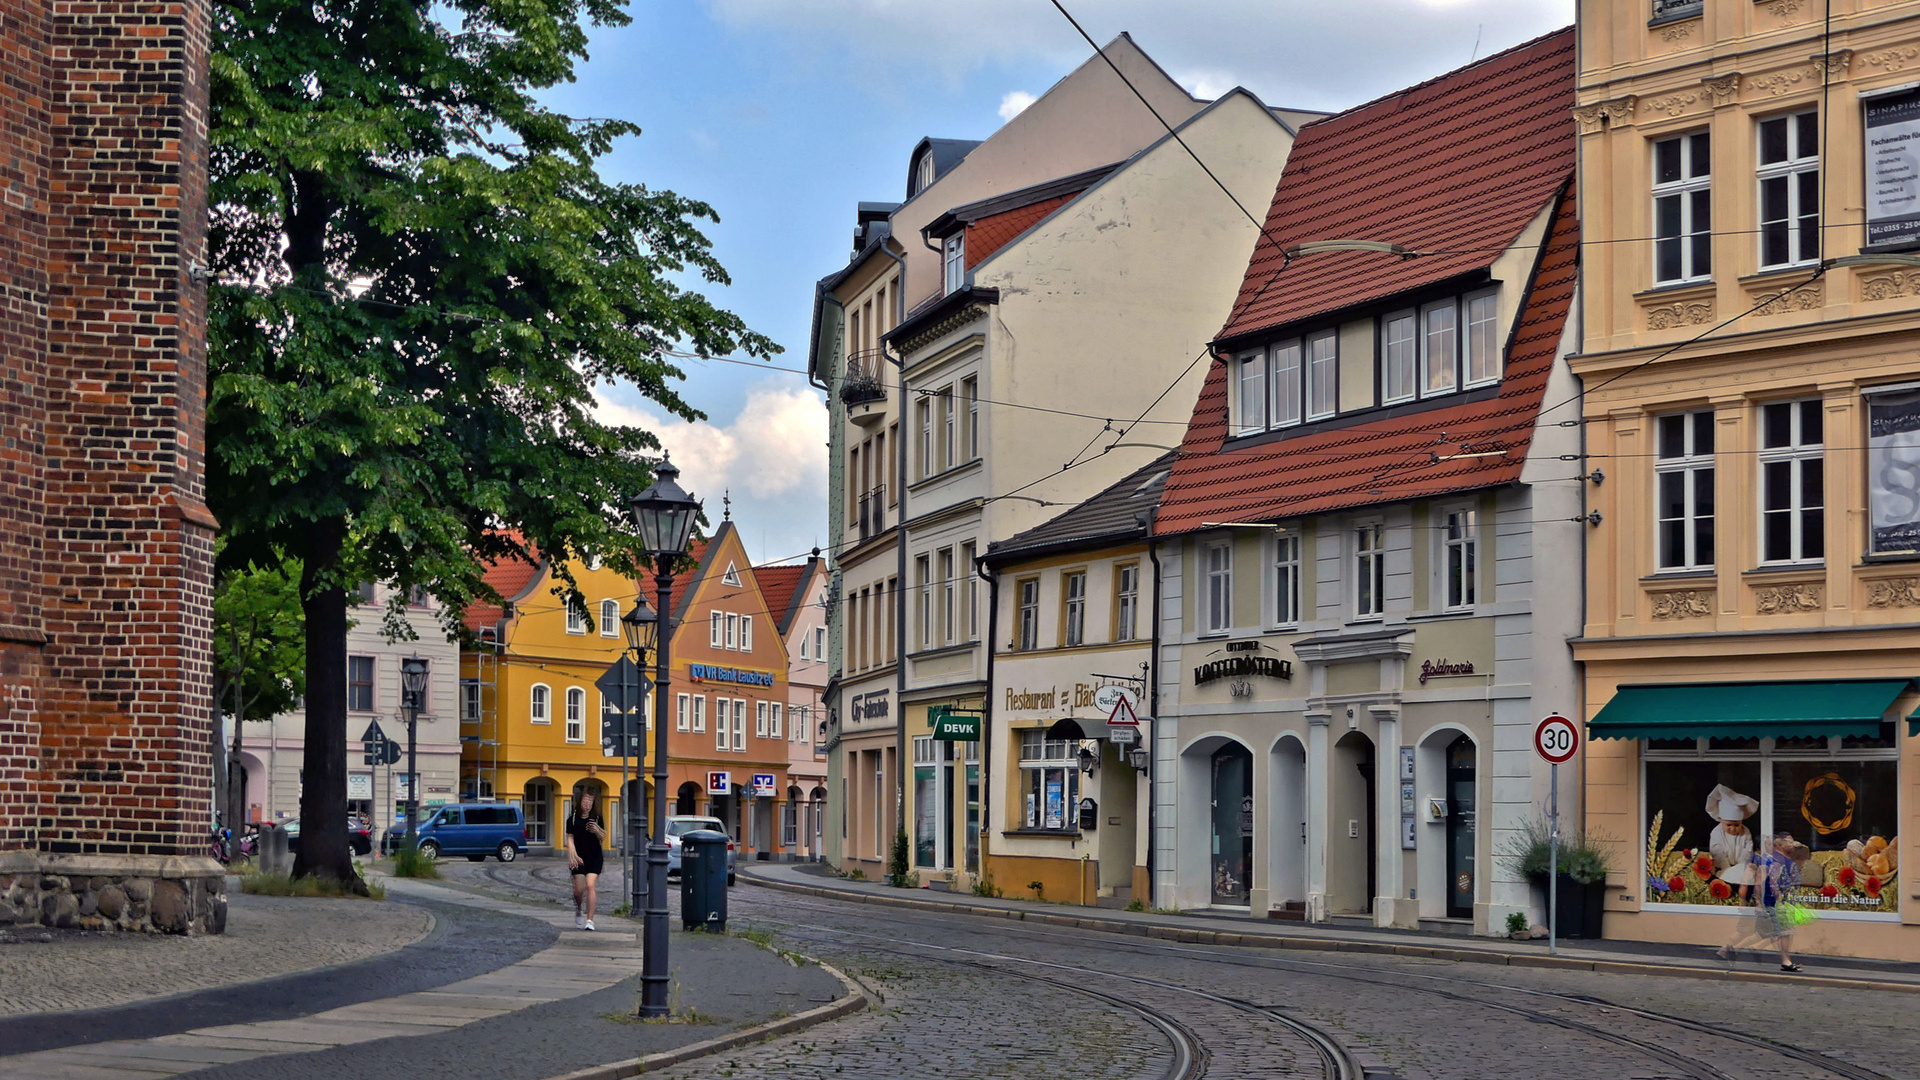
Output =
[
  {"x1": 1176, "y1": 70, "x2": 1235, "y2": 101},
  {"x1": 998, "y1": 90, "x2": 1038, "y2": 120},
  {"x1": 593, "y1": 379, "x2": 829, "y2": 562},
  {"x1": 702, "y1": 0, "x2": 1573, "y2": 112}
]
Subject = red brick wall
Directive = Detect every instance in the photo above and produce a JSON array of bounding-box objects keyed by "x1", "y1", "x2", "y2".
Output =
[{"x1": 0, "y1": 0, "x2": 214, "y2": 858}]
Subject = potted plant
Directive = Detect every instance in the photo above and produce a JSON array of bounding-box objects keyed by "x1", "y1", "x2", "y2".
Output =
[{"x1": 1503, "y1": 819, "x2": 1615, "y2": 939}]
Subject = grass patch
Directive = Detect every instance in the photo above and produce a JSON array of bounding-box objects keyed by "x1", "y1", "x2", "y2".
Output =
[
  {"x1": 732, "y1": 926, "x2": 777, "y2": 948},
  {"x1": 611, "y1": 902, "x2": 632, "y2": 917},
  {"x1": 388, "y1": 843, "x2": 441, "y2": 879},
  {"x1": 241, "y1": 869, "x2": 384, "y2": 900}
]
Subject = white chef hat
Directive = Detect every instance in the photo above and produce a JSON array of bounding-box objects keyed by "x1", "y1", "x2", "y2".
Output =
[{"x1": 1705, "y1": 783, "x2": 1758, "y2": 822}]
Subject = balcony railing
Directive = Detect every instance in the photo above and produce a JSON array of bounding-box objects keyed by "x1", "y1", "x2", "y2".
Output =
[
  {"x1": 1651, "y1": 0, "x2": 1701, "y2": 21},
  {"x1": 838, "y1": 349, "x2": 889, "y2": 407},
  {"x1": 857, "y1": 485, "x2": 887, "y2": 541}
]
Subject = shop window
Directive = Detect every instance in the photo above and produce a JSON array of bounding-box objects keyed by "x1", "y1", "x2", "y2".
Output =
[
  {"x1": 1643, "y1": 741, "x2": 1899, "y2": 914},
  {"x1": 1019, "y1": 730, "x2": 1080, "y2": 832},
  {"x1": 914, "y1": 736, "x2": 938, "y2": 867}
]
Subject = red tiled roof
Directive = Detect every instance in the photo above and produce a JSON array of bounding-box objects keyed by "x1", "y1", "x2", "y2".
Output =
[
  {"x1": 464, "y1": 530, "x2": 543, "y2": 632},
  {"x1": 967, "y1": 193, "x2": 1077, "y2": 270},
  {"x1": 1216, "y1": 28, "x2": 1575, "y2": 343},
  {"x1": 1155, "y1": 179, "x2": 1578, "y2": 535},
  {"x1": 754, "y1": 564, "x2": 806, "y2": 634}
]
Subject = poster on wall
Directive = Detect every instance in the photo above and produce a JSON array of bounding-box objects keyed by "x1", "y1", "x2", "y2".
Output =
[
  {"x1": 1044, "y1": 776, "x2": 1065, "y2": 830},
  {"x1": 1867, "y1": 388, "x2": 1920, "y2": 553},
  {"x1": 348, "y1": 773, "x2": 371, "y2": 800},
  {"x1": 1867, "y1": 88, "x2": 1920, "y2": 247}
]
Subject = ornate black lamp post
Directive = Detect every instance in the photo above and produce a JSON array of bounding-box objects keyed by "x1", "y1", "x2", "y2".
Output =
[
  {"x1": 399, "y1": 655, "x2": 430, "y2": 847},
  {"x1": 621, "y1": 595, "x2": 658, "y2": 918},
  {"x1": 629, "y1": 457, "x2": 701, "y2": 1018}
]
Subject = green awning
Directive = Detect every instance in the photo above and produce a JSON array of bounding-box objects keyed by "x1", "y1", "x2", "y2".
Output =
[
  {"x1": 1589, "y1": 679, "x2": 1910, "y2": 741},
  {"x1": 1908, "y1": 703, "x2": 1920, "y2": 738}
]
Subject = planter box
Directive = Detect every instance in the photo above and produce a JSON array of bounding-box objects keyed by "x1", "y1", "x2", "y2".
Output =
[{"x1": 1537, "y1": 876, "x2": 1606, "y2": 939}]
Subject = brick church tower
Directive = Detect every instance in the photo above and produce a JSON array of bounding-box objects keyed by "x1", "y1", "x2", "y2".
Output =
[{"x1": 0, "y1": 0, "x2": 223, "y2": 932}]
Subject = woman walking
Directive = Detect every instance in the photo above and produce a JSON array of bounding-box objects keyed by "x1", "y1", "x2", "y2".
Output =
[
  {"x1": 566, "y1": 790, "x2": 607, "y2": 931},
  {"x1": 1718, "y1": 833, "x2": 1805, "y2": 971}
]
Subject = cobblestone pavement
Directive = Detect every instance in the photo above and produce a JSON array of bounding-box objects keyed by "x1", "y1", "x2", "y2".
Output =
[
  {"x1": 0, "y1": 888, "x2": 432, "y2": 1017},
  {"x1": 444, "y1": 860, "x2": 1919, "y2": 1080}
]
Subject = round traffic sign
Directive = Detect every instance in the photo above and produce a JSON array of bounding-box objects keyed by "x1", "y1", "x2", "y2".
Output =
[{"x1": 1534, "y1": 713, "x2": 1580, "y2": 764}]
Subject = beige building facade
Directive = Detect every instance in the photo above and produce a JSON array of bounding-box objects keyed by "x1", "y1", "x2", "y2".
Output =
[{"x1": 1575, "y1": 0, "x2": 1920, "y2": 958}]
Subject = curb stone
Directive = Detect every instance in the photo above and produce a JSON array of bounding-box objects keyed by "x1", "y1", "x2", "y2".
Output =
[
  {"x1": 540, "y1": 960, "x2": 868, "y2": 1080},
  {"x1": 742, "y1": 871, "x2": 1920, "y2": 995}
]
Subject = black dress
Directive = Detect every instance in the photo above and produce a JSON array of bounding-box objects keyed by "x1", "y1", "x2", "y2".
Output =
[{"x1": 567, "y1": 812, "x2": 604, "y2": 876}]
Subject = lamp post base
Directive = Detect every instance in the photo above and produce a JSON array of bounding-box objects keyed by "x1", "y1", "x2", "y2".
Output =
[{"x1": 640, "y1": 839, "x2": 671, "y2": 1017}]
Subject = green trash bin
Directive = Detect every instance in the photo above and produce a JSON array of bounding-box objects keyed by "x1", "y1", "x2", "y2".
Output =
[{"x1": 680, "y1": 829, "x2": 730, "y2": 932}]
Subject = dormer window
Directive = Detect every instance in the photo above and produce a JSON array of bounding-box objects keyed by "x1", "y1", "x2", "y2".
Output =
[
  {"x1": 914, "y1": 151, "x2": 936, "y2": 197},
  {"x1": 943, "y1": 233, "x2": 965, "y2": 294}
]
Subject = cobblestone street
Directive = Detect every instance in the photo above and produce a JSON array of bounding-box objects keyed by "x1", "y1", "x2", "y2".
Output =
[{"x1": 440, "y1": 858, "x2": 1918, "y2": 1080}]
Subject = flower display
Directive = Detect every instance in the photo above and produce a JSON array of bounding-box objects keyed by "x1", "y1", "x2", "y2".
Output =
[
  {"x1": 1865, "y1": 876, "x2": 1883, "y2": 898},
  {"x1": 1837, "y1": 866, "x2": 1857, "y2": 887},
  {"x1": 1821, "y1": 884, "x2": 1839, "y2": 898},
  {"x1": 1709, "y1": 879, "x2": 1732, "y2": 899},
  {"x1": 1693, "y1": 853, "x2": 1715, "y2": 878},
  {"x1": 1667, "y1": 875, "x2": 1685, "y2": 892}
]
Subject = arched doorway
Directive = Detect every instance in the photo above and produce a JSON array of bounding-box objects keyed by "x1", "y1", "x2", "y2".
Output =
[
  {"x1": 1267, "y1": 735, "x2": 1307, "y2": 912},
  {"x1": 523, "y1": 779, "x2": 555, "y2": 847},
  {"x1": 1331, "y1": 731, "x2": 1375, "y2": 914},
  {"x1": 1210, "y1": 742, "x2": 1254, "y2": 906},
  {"x1": 1445, "y1": 735, "x2": 1477, "y2": 919},
  {"x1": 675, "y1": 781, "x2": 701, "y2": 817}
]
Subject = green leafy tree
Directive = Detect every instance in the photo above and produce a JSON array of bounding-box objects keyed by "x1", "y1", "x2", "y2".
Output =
[
  {"x1": 210, "y1": 554, "x2": 306, "y2": 850},
  {"x1": 207, "y1": 0, "x2": 777, "y2": 886}
]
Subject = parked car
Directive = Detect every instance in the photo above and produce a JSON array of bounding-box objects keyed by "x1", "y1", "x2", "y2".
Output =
[
  {"x1": 275, "y1": 817, "x2": 374, "y2": 857},
  {"x1": 663, "y1": 815, "x2": 736, "y2": 886},
  {"x1": 382, "y1": 802, "x2": 526, "y2": 862}
]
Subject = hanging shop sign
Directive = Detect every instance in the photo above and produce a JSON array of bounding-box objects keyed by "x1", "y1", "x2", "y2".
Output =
[
  {"x1": 929, "y1": 705, "x2": 981, "y2": 741},
  {"x1": 751, "y1": 773, "x2": 778, "y2": 797},
  {"x1": 706, "y1": 771, "x2": 731, "y2": 795},
  {"x1": 1867, "y1": 385, "x2": 1920, "y2": 554},
  {"x1": 1192, "y1": 655, "x2": 1292, "y2": 687},
  {"x1": 687, "y1": 663, "x2": 777, "y2": 687},
  {"x1": 1865, "y1": 87, "x2": 1920, "y2": 248}
]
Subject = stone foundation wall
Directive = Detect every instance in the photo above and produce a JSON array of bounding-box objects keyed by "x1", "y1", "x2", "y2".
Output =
[{"x1": 0, "y1": 854, "x2": 225, "y2": 935}]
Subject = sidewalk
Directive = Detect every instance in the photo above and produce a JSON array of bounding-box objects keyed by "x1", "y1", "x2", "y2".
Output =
[
  {"x1": 0, "y1": 875, "x2": 856, "y2": 1080},
  {"x1": 742, "y1": 862, "x2": 1920, "y2": 994}
]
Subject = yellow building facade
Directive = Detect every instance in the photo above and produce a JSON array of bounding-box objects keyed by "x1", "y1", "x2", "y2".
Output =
[
  {"x1": 1576, "y1": 0, "x2": 1920, "y2": 958},
  {"x1": 462, "y1": 549, "x2": 651, "y2": 851}
]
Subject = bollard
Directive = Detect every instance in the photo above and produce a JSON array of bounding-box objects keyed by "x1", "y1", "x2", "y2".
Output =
[{"x1": 260, "y1": 824, "x2": 291, "y2": 876}]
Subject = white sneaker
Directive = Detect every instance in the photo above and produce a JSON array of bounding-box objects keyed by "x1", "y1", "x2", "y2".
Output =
[
  {"x1": 583, "y1": 919, "x2": 596, "y2": 931},
  {"x1": 574, "y1": 913, "x2": 585, "y2": 929}
]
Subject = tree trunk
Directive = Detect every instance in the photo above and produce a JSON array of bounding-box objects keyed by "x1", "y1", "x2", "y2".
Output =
[{"x1": 293, "y1": 516, "x2": 363, "y2": 889}]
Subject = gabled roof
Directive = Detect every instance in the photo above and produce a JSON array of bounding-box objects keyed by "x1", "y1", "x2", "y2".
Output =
[
  {"x1": 1154, "y1": 180, "x2": 1578, "y2": 535},
  {"x1": 1215, "y1": 27, "x2": 1575, "y2": 345},
  {"x1": 754, "y1": 557, "x2": 822, "y2": 636},
  {"x1": 464, "y1": 530, "x2": 543, "y2": 633},
  {"x1": 987, "y1": 453, "x2": 1174, "y2": 565}
]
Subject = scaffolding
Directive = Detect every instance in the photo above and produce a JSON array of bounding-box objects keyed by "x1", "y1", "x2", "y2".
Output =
[{"x1": 462, "y1": 627, "x2": 503, "y2": 802}]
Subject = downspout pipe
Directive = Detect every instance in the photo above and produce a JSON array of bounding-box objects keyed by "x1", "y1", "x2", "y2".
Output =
[
  {"x1": 977, "y1": 552, "x2": 999, "y2": 880},
  {"x1": 882, "y1": 243, "x2": 910, "y2": 860},
  {"x1": 1146, "y1": 534, "x2": 1163, "y2": 900}
]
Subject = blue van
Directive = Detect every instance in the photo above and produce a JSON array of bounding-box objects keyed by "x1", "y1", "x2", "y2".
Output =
[{"x1": 387, "y1": 803, "x2": 527, "y2": 862}]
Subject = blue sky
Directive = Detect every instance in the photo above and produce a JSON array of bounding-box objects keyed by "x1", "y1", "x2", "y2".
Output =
[{"x1": 550, "y1": 0, "x2": 1575, "y2": 566}]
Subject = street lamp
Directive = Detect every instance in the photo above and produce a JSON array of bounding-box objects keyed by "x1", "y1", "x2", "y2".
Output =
[
  {"x1": 399, "y1": 655, "x2": 430, "y2": 847},
  {"x1": 629, "y1": 457, "x2": 701, "y2": 1018},
  {"x1": 621, "y1": 595, "x2": 659, "y2": 916}
]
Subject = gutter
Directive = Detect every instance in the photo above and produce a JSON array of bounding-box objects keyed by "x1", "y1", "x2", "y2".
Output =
[
  {"x1": 883, "y1": 243, "x2": 910, "y2": 853},
  {"x1": 1145, "y1": 534, "x2": 1162, "y2": 900},
  {"x1": 977, "y1": 550, "x2": 999, "y2": 878}
]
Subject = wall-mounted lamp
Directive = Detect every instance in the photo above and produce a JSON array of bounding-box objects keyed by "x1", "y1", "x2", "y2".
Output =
[
  {"x1": 1077, "y1": 744, "x2": 1100, "y2": 776},
  {"x1": 1127, "y1": 746, "x2": 1151, "y2": 772}
]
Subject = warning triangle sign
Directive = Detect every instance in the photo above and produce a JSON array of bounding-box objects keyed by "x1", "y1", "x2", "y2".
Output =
[{"x1": 1107, "y1": 697, "x2": 1139, "y2": 726}]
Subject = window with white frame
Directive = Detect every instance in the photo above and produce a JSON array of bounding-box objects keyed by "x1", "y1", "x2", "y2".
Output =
[
  {"x1": 677, "y1": 693, "x2": 691, "y2": 732},
  {"x1": 530, "y1": 684, "x2": 551, "y2": 724},
  {"x1": 1465, "y1": 292, "x2": 1500, "y2": 387},
  {"x1": 915, "y1": 555, "x2": 931, "y2": 650},
  {"x1": 917, "y1": 399, "x2": 932, "y2": 480},
  {"x1": 692, "y1": 694, "x2": 706, "y2": 733},
  {"x1": 710, "y1": 611, "x2": 723, "y2": 647},
  {"x1": 1306, "y1": 330, "x2": 1337, "y2": 421},
  {"x1": 1273, "y1": 531, "x2": 1302, "y2": 626},
  {"x1": 1441, "y1": 507, "x2": 1477, "y2": 610},
  {"x1": 1420, "y1": 299, "x2": 1458, "y2": 397},
  {"x1": 1653, "y1": 130, "x2": 1712, "y2": 284},
  {"x1": 348, "y1": 655, "x2": 375, "y2": 712},
  {"x1": 1355, "y1": 523, "x2": 1385, "y2": 619},
  {"x1": 756, "y1": 700, "x2": 769, "y2": 738},
  {"x1": 940, "y1": 388, "x2": 955, "y2": 472},
  {"x1": 1270, "y1": 340, "x2": 1303, "y2": 429},
  {"x1": 1758, "y1": 111, "x2": 1819, "y2": 270},
  {"x1": 461, "y1": 680, "x2": 480, "y2": 721},
  {"x1": 715, "y1": 698, "x2": 731, "y2": 751},
  {"x1": 599, "y1": 599, "x2": 618, "y2": 637},
  {"x1": 1204, "y1": 540, "x2": 1233, "y2": 634},
  {"x1": 741, "y1": 614, "x2": 753, "y2": 652},
  {"x1": 565, "y1": 599, "x2": 588, "y2": 634},
  {"x1": 1235, "y1": 351, "x2": 1266, "y2": 434},
  {"x1": 725, "y1": 612, "x2": 738, "y2": 650},
  {"x1": 732, "y1": 698, "x2": 746, "y2": 751},
  {"x1": 1656, "y1": 410, "x2": 1716, "y2": 570},
  {"x1": 1382, "y1": 311, "x2": 1417, "y2": 405},
  {"x1": 963, "y1": 377, "x2": 980, "y2": 460},
  {"x1": 1759, "y1": 399, "x2": 1824, "y2": 564},
  {"x1": 798, "y1": 632, "x2": 809, "y2": 661},
  {"x1": 565, "y1": 688, "x2": 585, "y2": 743},
  {"x1": 939, "y1": 547, "x2": 955, "y2": 645},
  {"x1": 943, "y1": 232, "x2": 965, "y2": 294},
  {"x1": 1019, "y1": 730, "x2": 1080, "y2": 831},
  {"x1": 1017, "y1": 577, "x2": 1040, "y2": 651},
  {"x1": 961, "y1": 541, "x2": 977, "y2": 640},
  {"x1": 770, "y1": 702, "x2": 782, "y2": 740},
  {"x1": 1114, "y1": 562, "x2": 1139, "y2": 642},
  {"x1": 813, "y1": 626, "x2": 827, "y2": 660},
  {"x1": 1063, "y1": 570, "x2": 1087, "y2": 646}
]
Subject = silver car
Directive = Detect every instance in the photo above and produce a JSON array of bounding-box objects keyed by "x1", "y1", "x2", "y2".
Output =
[{"x1": 664, "y1": 815, "x2": 736, "y2": 886}]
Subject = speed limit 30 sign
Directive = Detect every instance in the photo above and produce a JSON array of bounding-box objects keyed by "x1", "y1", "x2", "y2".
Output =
[{"x1": 1534, "y1": 713, "x2": 1580, "y2": 764}]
